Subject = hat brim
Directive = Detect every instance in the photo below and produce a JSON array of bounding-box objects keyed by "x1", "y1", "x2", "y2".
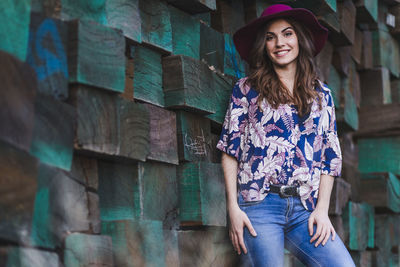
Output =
[{"x1": 233, "y1": 8, "x2": 328, "y2": 63}]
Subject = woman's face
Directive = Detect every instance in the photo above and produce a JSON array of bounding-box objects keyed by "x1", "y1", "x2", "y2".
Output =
[{"x1": 264, "y1": 19, "x2": 299, "y2": 70}]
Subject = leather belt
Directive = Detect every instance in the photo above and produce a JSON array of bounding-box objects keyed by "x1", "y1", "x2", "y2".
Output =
[{"x1": 269, "y1": 184, "x2": 300, "y2": 198}]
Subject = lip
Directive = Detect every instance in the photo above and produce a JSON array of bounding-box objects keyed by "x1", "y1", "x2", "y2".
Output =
[{"x1": 274, "y1": 49, "x2": 290, "y2": 57}]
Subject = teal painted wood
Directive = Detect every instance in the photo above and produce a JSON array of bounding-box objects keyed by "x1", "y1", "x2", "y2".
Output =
[
  {"x1": 166, "y1": 0, "x2": 216, "y2": 14},
  {"x1": 61, "y1": 0, "x2": 107, "y2": 24},
  {"x1": 101, "y1": 219, "x2": 165, "y2": 267},
  {"x1": 132, "y1": 45, "x2": 164, "y2": 107},
  {"x1": 337, "y1": 77, "x2": 358, "y2": 131},
  {"x1": 98, "y1": 160, "x2": 139, "y2": 221},
  {"x1": 0, "y1": 0, "x2": 30, "y2": 61},
  {"x1": 0, "y1": 51, "x2": 37, "y2": 152},
  {"x1": 30, "y1": 94, "x2": 74, "y2": 171},
  {"x1": 118, "y1": 98, "x2": 150, "y2": 161},
  {"x1": 358, "y1": 137, "x2": 400, "y2": 174},
  {"x1": 139, "y1": 0, "x2": 172, "y2": 52},
  {"x1": 223, "y1": 34, "x2": 246, "y2": 79},
  {"x1": 290, "y1": 0, "x2": 336, "y2": 15},
  {"x1": 200, "y1": 23, "x2": 224, "y2": 71},
  {"x1": 71, "y1": 85, "x2": 120, "y2": 156},
  {"x1": 355, "y1": 0, "x2": 378, "y2": 24},
  {"x1": 177, "y1": 163, "x2": 201, "y2": 224},
  {"x1": 64, "y1": 233, "x2": 113, "y2": 267},
  {"x1": 68, "y1": 20, "x2": 125, "y2": 93},
  {"x1": 105, "y1": 0, "x2": 142, "y2": 42},
  {"x1": 0, "y1": 140, "x2": 38, "y2": 246},
  {"x1": 328, "y1": 64, "x2": 341, "y2": 107},
  {"x1": 168, "y1": 5, "x2": 200, "y2": 59},
  {"x1": 372, "y1": 29, "x2": 400, "y2": 78},
  {"x1": 27, "y1": 13, "x2": 69, "y2": 100},
  {"x1": 1, "y1": 247, "x2": 60, "y2": 267}
]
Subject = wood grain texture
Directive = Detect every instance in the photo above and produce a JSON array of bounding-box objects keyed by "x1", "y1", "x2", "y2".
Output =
[
  {"x1": 0, "y1": 51, "x2": 37, "y2": 152},
  {"x1": 290, "y1": 0, "x2": 337, "y2": 15},
  {"x1": 348, "y1": 59, "x2": 361, "y2": 108},
  {"x1": 351, "y1": 27, "x2": 363, "y2": 66},
  {"x1": 144, "y1": 103, "x2": 179, "y2": 165},
  {"x1": 316, "y1": 41, "x2": 333, "y2": 83},
  {"x1": 27, "y1": 13, "x2": 69, "y2": 100},
  {"x1": 0, "y1": 140, "x2": 38, "y2": 245},
  {"x1": 0, "y1": 0, "x2": 31, "y2": 61},
  {"x1": 336, "y1": 76, "x2": 359, "y2": 131},
  {"x1": 166, "y1": 0, "x2": 216, "y2": 14},
  {"x1": 374, "y1": 214, "x2": 400, "y2": 267},
  {"x1": 355, "y1": 0, "x2": 378, "y2": 24},
  {"x1": 121, "y1": 47, "x2": 134, "y2": 100},
  {"x1": 350, "y1": 250, "x2": 373, "y2": 267},
  {"x1": 329, "y1": 178, "x2": 351, "y2": 215},
  {"x1": 60, "y1": 0, "x2": 106, "y2": 24},
  {"x1": 359, "y1": 67, "x2": 391, "y2": 107},
  {"x1": 0, "y1": 246, "x2": 61, "y2": 267},
  {"x1": 372, "y1": 29, "x2": 400, "y2": 78},
  {"x1": 328, "y1": 0, "x2": 356, "y2": 46},
  {"x1": 139, "y1": 0, "x2": 172, "y2": 52},
  {"x1": 391, "y1": 78, "x2": 400, "y2": 104},
  {"x1": 101, "y1": 219, "x2": 165, "y2": 267},
  {"x1": 68, "y1": 20, "x2": 125, "y2": 92},
  {"x1": 163, "y1": 230, "x2": 180, "y2": 267},
  {"x1": 200, "y1": 22, "x2": 224, "y2": 72},
  {"x1": 132, "y1": 45, "x2": 164, "y2": 107},
  {"x1": 360, "y1": 30, "x2": 373, "y2": 70},
  {"x1": 332, "y1": 46, "x2": 351, "y2": 76},
  {"x1": 70, "y1": 155, "x2": 99, "y2": 190},
  {"x1": 327, "y1": 64, "x2": 341, "y2": 107},
  {"x1": 30, "y1": 93, "x2": 75, "y2": 171},
  {"x1": 210, "y1": 0, "x2": 245, "y2": 35},
  {"x1": 71, "y1": 85, "x2": 120, "y2": 156},
  {"x1": 64, "y1": 233, "x2": 113, "y2": 267},
  {"x1": 87, "y1": 192, "x2": 101, "y2": 234}
]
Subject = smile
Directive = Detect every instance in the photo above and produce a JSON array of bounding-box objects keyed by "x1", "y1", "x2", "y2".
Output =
[{"x1": 274, "y1": 50, "x2": 290, "y2": 57}]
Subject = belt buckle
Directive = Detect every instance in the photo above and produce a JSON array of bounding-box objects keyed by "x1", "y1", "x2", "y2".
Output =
[{"x1": 279, "y1": 185, "x2": 291, "y2": 198}]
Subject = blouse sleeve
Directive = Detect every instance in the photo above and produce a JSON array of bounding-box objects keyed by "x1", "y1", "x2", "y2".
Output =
[
  {"x1": 321, "y1": 89, "x2": 342, "y2": 178},
  {"x1": 216, "y1": 80, "x2": 248, "y2": 161}
]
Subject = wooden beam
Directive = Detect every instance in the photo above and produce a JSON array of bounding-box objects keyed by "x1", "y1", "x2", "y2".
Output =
[
  {"x1": 200, "y1": 22, "x2": 224, "y2": 72},
  {"x1": 70, "y1": 155, "x2": 98, "y2": 190},
  {"x1": 329, "y1": 178, "x2": 351, "y2": 215},
  {"x1": 316, "y1": 41, "x2": 334, "y2": 83},
  {"x1": 166, "y1": 0, "x2": 216, "y2": 14},
  {"x1": 0, "y1": 246, "x2": 60, "y2": 266},
  {"x1": 355, "y1": 0, "x2": 378, "y2": 25},
  {"x1": 210, "y1": 0, "x2": 245, "y2": 35},
  {"x1": 359, "y1": 67, "x2": 391, "y2": 107},
  {"x1": 372, "y1": 29, "x2": 400, "y2": 78}
]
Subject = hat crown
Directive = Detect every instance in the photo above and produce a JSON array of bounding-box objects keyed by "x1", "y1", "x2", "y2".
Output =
[{"x1": 261, "y1": 4, "x2": 293, "y2": 17}]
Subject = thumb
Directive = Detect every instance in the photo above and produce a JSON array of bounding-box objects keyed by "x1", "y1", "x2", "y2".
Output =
[{"x1": 244, "y1": 217, "x2": 257, "y2": 237}]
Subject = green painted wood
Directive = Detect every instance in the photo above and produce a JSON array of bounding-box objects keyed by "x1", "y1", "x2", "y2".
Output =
[
  {"x1": 0, "y1": 140, "x2": 38, "y2": 245},
  {"x1": 139, "y1": 0, "x2": 172, "y2": 52},
  {"x1": 70, "y1": 155, "x2": 98, "y2": 190},
  {"x1": 327, "y1": 64, "x2": 341, "y2": 107},
  {"x1": 223, "y1": 33, "x2": 246, "y2": 79},
  {"x1": 105, "y1": 0, "x2": 141, "y2": 42},
  {"x1": 359, "y1": 67, "x2": 391, "y2": 106},
  {"x1": 342, "y1": 201, "x2": 374, "y2": 251},
  {"x1": 101, "y1": 219, "x2": 165, "y2": 267},
  {"x1": 336, "y1": 76, "x2": 358, "y2": 131},
  {"x1": 61, "y1": 0, "x2": 107, "y2": 24},
  {"x1": 360, "y1": 172, "x2": 400, "y2": 213},
  {"x1": 138, "y1": 161, "x2": 178, "y2": 228},
  {"x1": 162, "y1": 55, "x2": 218, "y2": 114},
  {"x1": 132, "y1": 45, "x2": 164, "y2": 107},
  {"x1": 98, "y1": 160, "x2": 139, "y2": 221},
  {"x1": 0, "y1": 51, "x2": 37, "y2": 152},
  {"x1": 68, "y1": 20, "x2": 125, "y2": 92},
  {"x1": 176, "y1": 111, "x2": 211, "y2": 162},
  {"x1": 32, "y1": 163, "x2": 90, "y2": 249},
  {"x1": 144, "y1": 103, "x2": 179, "y2": 165},
  {"x1": 200, "y1": 23, "x2": 224, "y2": 72},
  {"x1": 374, "y1": 214, "x2": 400, "y2": 267},
  {"x1": 177, "y1": 162, "x2": 226, "y2": 226},
  {"x1": 64, "y1": 233, "x2": 113, "y2": 267},
  {"x1": 372, "y1": 29, "x2": 400, "y2": 78},
  {"x1": 168, "y1": 5, "x2": 200, "y2": 59},
  {"x1": 0, "y1": 0, "x2": 30, "y2": 61},
  {"x1": 0, "y1": 246, "x2": 60, "y2": 267},
  {"x1": 358, "y1": 136, "x2": 400, "y2": 174},
  {"x1": 355, "y1": 0, "x2": 378, "y2": 24},
  {"x1": 210, "y1": 0, "x2": 245, "y2": 35},
  {"x1": 70, "y1": 85, "x2": 119, "y2": 156},
  {"x1": 30, "y1": 94, "x2": 74, "y2": 171},
  {"x1": 166, "y1": 0, "x2": 216, "y2": 14},
  {"x1": 27, "y1": 13, "x2": 69, "y2": 100},
  {"x1": 118, "y1": 99, "x2": 150, "y2": 161},
  {"x1": 290, "y1": 0, "x2": 336, "y2": 15}
]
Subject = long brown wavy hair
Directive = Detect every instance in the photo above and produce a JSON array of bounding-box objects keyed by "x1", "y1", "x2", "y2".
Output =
[{"x1": 244, "y1": 17, "x2": 323, "y2": 118}]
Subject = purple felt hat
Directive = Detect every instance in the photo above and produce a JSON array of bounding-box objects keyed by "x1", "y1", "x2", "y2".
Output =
[{"x1": 233, "y1": 4, "x2": 329, "y2": 63}]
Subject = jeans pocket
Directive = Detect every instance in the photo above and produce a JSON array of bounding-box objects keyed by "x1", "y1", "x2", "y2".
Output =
[{"x1": 238, "y1": 194, "x2": 268, "y2": 207}]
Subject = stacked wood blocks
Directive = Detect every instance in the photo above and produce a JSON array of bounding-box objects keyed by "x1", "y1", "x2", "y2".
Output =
[{"x1": 1, "y1": 0, "x2": 400, "y2": 266}]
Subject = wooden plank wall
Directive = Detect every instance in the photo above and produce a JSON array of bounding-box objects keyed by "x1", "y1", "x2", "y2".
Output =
[{"x1": 0, "y1": 0, "x2": 400, "y2": 266}]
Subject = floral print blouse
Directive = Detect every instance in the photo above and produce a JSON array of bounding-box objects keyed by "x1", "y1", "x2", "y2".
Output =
[{"x1": 216, "y1": 77, "x2": 342, "y2": 211}]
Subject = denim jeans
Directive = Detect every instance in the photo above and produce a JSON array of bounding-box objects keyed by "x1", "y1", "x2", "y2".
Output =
[{"x1": 238, "y1": 192, "x2": 356, "y2": 267}]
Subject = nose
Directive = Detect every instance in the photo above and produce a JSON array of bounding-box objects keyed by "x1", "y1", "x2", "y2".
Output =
[{"x1": 275, "y1": 35, "x2": 284, "y2": 47}]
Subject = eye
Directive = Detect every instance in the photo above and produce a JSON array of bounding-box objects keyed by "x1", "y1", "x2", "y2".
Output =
[
  {"x1": 266, "y1": 35, "x2": 274, "y2": 41},
  {"x1": 284, "y1": 31, "x2": 293, "y2": 37}
]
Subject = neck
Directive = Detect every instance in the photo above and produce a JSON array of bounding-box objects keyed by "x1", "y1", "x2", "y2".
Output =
[{"x1": 274, "y1": 63, "x2": 297, "y2": 96}]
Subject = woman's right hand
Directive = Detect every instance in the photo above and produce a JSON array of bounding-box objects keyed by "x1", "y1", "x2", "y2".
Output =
[{"x1": 228, "y1": 205, "x2": 257, "y2": 255}]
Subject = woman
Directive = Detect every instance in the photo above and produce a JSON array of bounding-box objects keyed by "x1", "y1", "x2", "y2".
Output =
[{"x1": 216, "y1": 4, "x2": 355, "y2": 267}]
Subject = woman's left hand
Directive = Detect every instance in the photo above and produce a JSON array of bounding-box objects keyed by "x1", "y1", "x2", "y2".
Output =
[{"x1": 308, "y1": 207, "x2": 336, "y2": 247}]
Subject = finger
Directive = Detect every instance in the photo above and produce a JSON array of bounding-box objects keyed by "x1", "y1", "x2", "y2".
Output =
[
  {"x1": 315, "y1": 227, "x2": 327, "y2": 247},
  {"x1": 308, "y1": 216, "x2": 314, "y2": 236},
  {"x1": 331, "y1": 226, "x2": 336, "y2": 241},
  {"x1": 231, "y1": 233, "x2": 240, "y2": 254},
  {"x1": 322, "y1": 227, "x2": 331, "y2": 246},
  {"x1": 238, "y1": 232, "x2": 247, "y2": 255},
  {"x1": 310, "y1": 223, "x2": 322, "y2": 243},
  {"x1": 244, "y1": 218, "x2": 257, "y2": 237}
]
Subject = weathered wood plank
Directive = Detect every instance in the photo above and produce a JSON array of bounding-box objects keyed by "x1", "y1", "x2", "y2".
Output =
[
  {"x1": 70, "y1": 85, "x2": 119, "y2": 156},
  {"x1": 163, "y1": 230, "x2": 180, "y2": 267},
  {"x1": 139, "y1": 0, "x2": 172, "y2": 53},
  {"x1": 359, "y1": 67, "x2": 391, "y2": 107},
  {"x1": 168, "y1": 5, "x2": 200, "y2": 59},
  {"x1": 340, "y1": 132, "x2": 361, "y2": 201},
  {"x1": 68, "y1": 20, "x2": 125, "y2": 92},
  {"x1": 243, "y1": 0, "x2": 271, "y2": 22},
  {"x1": 177, "y1": 162, "x2": 226, "y2": 226},
  {"x1": 162, "y1": 55, "x2": 216, "y2": 114},
  {"x1": 342, "y1": 201, "x2": 374, "y2": 251},
  {"x1": 350, "y1": 250, "x2": 373, "y2": 267},
  {"x1": 372, "y1": 29, "x2": 400, "y2": 78},
  {"x1": 32, "y1": 163, "x2": 90, "y2": 249},
  {"x1": 360, "y1": 172, "x2": 400, "y2": 213},
  {"x1": 121, "y1": 46, "x2": 134, "y2": 101},
  {"x1": 210, "y1": 0, "x2": 245, "y2": 35},
  {"x1": 118, "y1": 98, "x2": 150, "y2": 161},
  {"x1": 327, "y1": 64, "x2": 341, "y2": 107},
  {"x1": 391, "y1": 78, "x2": 400, "y2": 104},
  {"x1": 64, "y1": 233, "x2": 113, "y2": 267},
  {"x1": 336, "y1": 76, "x2": 359, "y2": 131},
  {"x1": 223, "y1": 33, "x2": 246, "y2": 79},
  {"x1": 360, "y1": 30, "x2": 373, "y2": 70},
  {"x1": 200, "y1": 22, "x2": 224, "y2": 72},
  {"x1": 70, "y1": 155, "x2": 98, "y2": 190},
  {"x1": 0, "y1": 140, "x2": 38, "y2": 245},
  {"x1": 0, "y1": 0, "x2": 31, "y2": 61},
  {"x1": 374, "y1": 214, "x2": 400, "y2": 267},
  {"x1": 61, "y1": 0, "x2": 106, "y2": 24},
  {"x1": 290, "y1": 0, "x2": 337, "y2": 15},
  {"x1": 132, "y1": 45, "x2": 164, "y2": 107},
  {"x1": 144, "y1": 103, "x2": 179, "y2": 165},
  {"x1": 101, "y1": 219, "x2": 165, "y2": 267},
  {"x1": 349, "y1": 59, "x2": 361, "y2": 108},
  {"x1": 30, "y1": 93, "x2": 75, "y2": 171},
  {"x1": 87, "y1": 192, "x2": 101, "y2": 234},
  {"x1": 332, "y1": 46, "x2": 351, "y2": 76},
  {"x1": 0, "y1": 246, "x2": 61, "y2": 267},
  {"x1": 27, "y1": 13, "x2": 69, "y2": 100},
  {"x1": 355, "y1": 0, "x2": 378, "y2": 25},
  {"x1": 176, "y1": 111, "x2": 211, "y2": 162},
  {"x1": 358, "y1": 136, "x2": 400, "y2": 174},
  {"x1": 328, "y1": 0, "x2": 356, "y2": 46},
  {"x1": 351, "y1": 28, "x2": 362, "y2": 65},
  {"x1": 0, "y1": 51, "x2": 37, "y2": 152},
  {"x1": 316, "y1": 41, "x2": 333, "y2": 83},
  {"x1": 329, "y1": 178, "x2": 351, "y2": 215},
  {"x1": 166, "y1": 0, "x2": 216, "y2": 14}
]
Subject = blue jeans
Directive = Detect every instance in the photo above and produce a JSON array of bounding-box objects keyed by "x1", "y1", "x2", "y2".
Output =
[{"x1": 238, "y1": 192, "x2": 356, "y2": 267}]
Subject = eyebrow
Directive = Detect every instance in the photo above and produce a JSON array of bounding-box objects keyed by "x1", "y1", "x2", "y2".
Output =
[{"x1": 266, "y1": 27, "x2": 293, "y2": 35}]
